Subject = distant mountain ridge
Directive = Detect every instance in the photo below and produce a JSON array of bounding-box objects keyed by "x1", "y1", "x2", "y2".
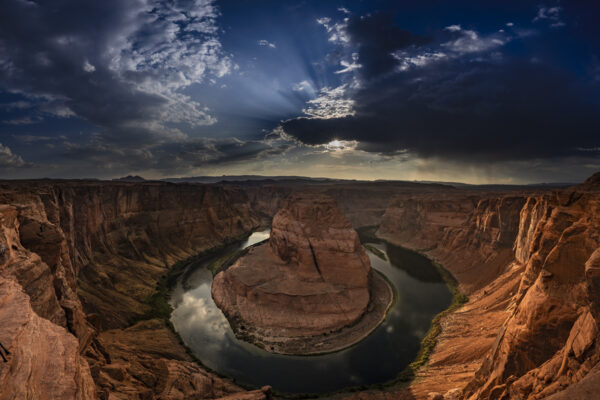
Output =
[
  {"x1": 112, "y1": 175, "x2": 147, "y2": 182},
  {"x1": 110, "y1": 174, "x2": 576, "y2": 188}
]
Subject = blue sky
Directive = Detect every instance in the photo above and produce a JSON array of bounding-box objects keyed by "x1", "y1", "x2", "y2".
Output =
[{"x1": 0, "y1": 0, "x2": 599, "y2": 183}]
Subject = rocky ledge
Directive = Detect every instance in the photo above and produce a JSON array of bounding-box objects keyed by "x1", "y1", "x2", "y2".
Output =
[{"x1": 212, "y1": 194, "x2": 393, "y2": 354}]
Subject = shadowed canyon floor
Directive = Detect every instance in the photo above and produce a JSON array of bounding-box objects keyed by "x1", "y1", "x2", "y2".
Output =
[{"x1": 0, "y1": 174, "x2": 599, "y2": 399}]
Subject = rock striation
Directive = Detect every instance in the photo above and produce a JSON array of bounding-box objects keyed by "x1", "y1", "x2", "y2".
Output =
[
  {"x1": 212, "y1": 194, "x2": 389, "y2": 354},
  {"x1": 0, "y1": 181, "x2": 266, "y2": 400},
  {"x1": 357, "y1": 181, "x2": 600, "y2": 400},
  {"x1": 2, "y1": 176, "x2": 600, "y2": 399},
  {"x1": 0, "y1": 275, "x2": 96, "y2": 400}
]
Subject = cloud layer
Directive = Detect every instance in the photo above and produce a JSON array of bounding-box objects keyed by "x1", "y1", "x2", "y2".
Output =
[
  {"x1": 282, "y1": 11, "x2": 600, "y2": 162},
  {"x1": 1, "y1": 1, "x2": 599, "y2": 182},
  {"x1": 0, "y1": 0, "x2": 231, "y2": 144}
]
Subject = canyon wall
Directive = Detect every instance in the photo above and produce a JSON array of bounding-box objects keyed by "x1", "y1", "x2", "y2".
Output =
[
  {"x1": 374, "y1": 175, "x2": 600, "y2": 399},
  {"x1": 240, "y1": 180, "x2": 454, "y2": 228},
  {"x1": 0, "y1": 179, "x2": 451, "y2": 398},
  {"x1": 0, "y1": 181, "x2": 267, "y2": 400},
  {"x1": 2, "y1": 176, "x2": 599, "y2": 399}
]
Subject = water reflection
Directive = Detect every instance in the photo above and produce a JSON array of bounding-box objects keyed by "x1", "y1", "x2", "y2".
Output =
[{"x1": 170, "y1": 230, "x2": 452, "y2": 394}]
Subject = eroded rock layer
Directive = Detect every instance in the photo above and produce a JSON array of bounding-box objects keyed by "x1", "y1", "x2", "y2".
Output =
[
  {"x1": 348, "y1": 175, "x2": 600, "y2": 400},
  {"x1": 2, "y1": 175, "x2": 600, "y2": 399},
  {"x1": 0, "y1": 181, "x2": 267, "y2": 400},
  {"x1": 212, "y1": 194, "x2": 376, "y2": 351}
]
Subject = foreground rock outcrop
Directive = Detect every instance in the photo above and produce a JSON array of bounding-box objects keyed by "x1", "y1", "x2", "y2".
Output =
[
  {"x1": 0, "y1": 181, "x2": 266, "y2": 400},
  {"x1": 0, "y1": 275, "x2": 96, "y2": 400},
  {"x1": 347, "y1": 177, "x2": 600, "y2": 399},
  {"x1": 212, "y1": 194, "x2": 391, "y2": 354}
]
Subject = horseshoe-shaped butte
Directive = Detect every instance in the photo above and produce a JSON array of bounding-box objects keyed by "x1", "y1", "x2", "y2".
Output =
[{"x1": 211, "y1": 193, "x2": 393, "y2": 354}]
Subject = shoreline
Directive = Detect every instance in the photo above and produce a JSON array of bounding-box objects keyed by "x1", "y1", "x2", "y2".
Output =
[{"x1": 145, "y1": 227, "x2": 469, "y2": 398}]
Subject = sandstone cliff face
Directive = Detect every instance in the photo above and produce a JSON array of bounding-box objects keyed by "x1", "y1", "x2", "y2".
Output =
[
  {"x1": 241, "y1": 180, "x2": 455, "y2": 229},
  {"x1": 269, "y1": 194, "x2": 370, "y2": 289},
  {"x1": 378, "y1": 193, "x2": 527, "y2": 292},
  {"x1": 87, "y1": 319, "x2": 270, "y2": 400},
  {"x1": 464, "y1": 191, "x2": 600, "y2": 399},
  {"x1": 212, "y1": 194, "x2": 372, "y2": 343},
  {"x1": 0, "y1": 204, "x2": 95, "y2": 399},
  {"x1": 0, "y1": 275, "x2": 96, "y2": 400},
  {"x1": 45, "y1": 182, "x2": 260, "y2": 329},
  {"x1": 375, "y1": 184, "x2": 600, "y2": 400},
  {"x1": 0, "y1": 181, "x2": 264, "y2": 400}
]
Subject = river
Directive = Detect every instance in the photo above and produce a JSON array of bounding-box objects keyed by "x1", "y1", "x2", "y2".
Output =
[{"x1": 169, "y1": 229, "x2": 452, "y2": 394}]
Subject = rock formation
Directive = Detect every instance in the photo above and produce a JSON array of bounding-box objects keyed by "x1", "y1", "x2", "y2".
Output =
[
  {"x1": 1, "y1": 176, "x2": 600, "y2": 399},
  {"x1": 212, "y1": 194, "x2": 390, "y2": 354},
  {"x1": 0, "y1": 181, "x2": 267, "y2": 400},
  {"x1": 346, "y1": 182, "x2": 600, "y2": 399},
  {"x1": 0, "y1": 275, "x2": 96, "y2": 400}
]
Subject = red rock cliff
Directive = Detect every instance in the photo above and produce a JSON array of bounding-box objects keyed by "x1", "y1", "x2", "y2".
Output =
[
  {"x1": 212, "y1": 194, "x2": 372, "y2": 345},
  {"x1": 0, "y1": 181, "x2": 267, "y2": 400},
  {"x1": 372, "y1": 182, "x2": 600, "y2": 399}
]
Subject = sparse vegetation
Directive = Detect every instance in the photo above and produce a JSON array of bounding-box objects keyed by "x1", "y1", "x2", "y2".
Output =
[
  {"x1": 129, "y1": 227, "x2": 469, "y2": 399},
  {"x1": 131, "y1": 259, "x2": 189, "y2": 323},
  {"x1": 364, "y1": 243, "x2": 387, "y2": 261},
  {"x1": 394, "y1": 259, "x2": 469, "y2": 383},
  {"x1": 208, "y1": 250, "x2": 237, "y2": 275}
]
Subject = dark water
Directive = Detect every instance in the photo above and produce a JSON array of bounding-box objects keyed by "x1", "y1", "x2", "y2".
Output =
[{"x1": 169, "y1": 230, "x2": 452, "y2": 394}]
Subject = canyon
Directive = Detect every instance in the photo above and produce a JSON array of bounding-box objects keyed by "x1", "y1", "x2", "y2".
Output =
[
  {"x1": 0, "y1": 174, "x2": 598, "y2": 399},
  {"x1": 212, "y1": 193, "x2": 392, "y2": 354}
]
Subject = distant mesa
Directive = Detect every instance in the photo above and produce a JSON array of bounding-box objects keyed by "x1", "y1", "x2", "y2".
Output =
[
  {"x1": 211, "y1": 193, "x2": 393, "y2": 354},
  {"x1": 112, "y1": 175, "x2": 147, "y2": 182}
]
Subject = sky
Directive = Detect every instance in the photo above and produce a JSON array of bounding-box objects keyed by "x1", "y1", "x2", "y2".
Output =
[{"x1": 0, "y1": 0, "x2": 599, "y2": 183}]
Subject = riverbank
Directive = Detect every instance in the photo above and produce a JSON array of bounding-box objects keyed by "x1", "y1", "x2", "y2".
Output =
[{"x1": 167, "y1": 228, "x2": 461, "y2": 397}]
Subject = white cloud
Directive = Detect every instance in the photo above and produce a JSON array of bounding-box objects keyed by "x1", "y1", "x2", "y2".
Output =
[
  {"x1": 84, "y1": 1, "x2": 230, "y2": 129},
  {"x1": 258, "y1": 39, "x2": 276, "y2": 48},
  {"x1": 324, "y1": 139, "x2": 358, "y2": 154},
  {"x1": 3, "y1": 116, "x2": 40, "y2": 125},
  {"x1": 392, "y1": 24, "x2": 507, "y2": 73},
  {"x1": 82, "y1": 60, "x2": 95, "y2": 72},
  {"x1": 445, "y1": 24, "x2": 463, "y2": 32},
  {"x1": 533, "y1": 6, "x2": 565, "y2": 28},
  {"x1": 2, "y1": 101, "x2": 31, "y2": 110},
  {"x1": 12, "y1": 135, "x2": 62, "y2": 143},
  {"x1": 338, "y1": 7, "x2": 351, "y2": 15},
  {"x1": 303, "y1": 84, "x2": 355, "y2": 119},
  {"x1": 394, "y1": 51, "x2": 447, "y2": 71},
  {"x1": 335, "y1": 53, "x2": 361, "y2": 74},
  {"x1": 442, "y1": 25, "x2": 507, "y2": 54},
  {"x1": 0, "y1": 143, "x2": 26, "y2": 167},
  {"x1": 292, "y1": 80, "x2": 314, "y2": 93},
  {"x1": 317, "y1": 16, "x2": 350, "y2": 45},
  {"x1": 506, "y1": 22, "x2": 514, "y2": 27},
  {"x1": 0, "y1": 0, "x2": 233, "y2": 145}
]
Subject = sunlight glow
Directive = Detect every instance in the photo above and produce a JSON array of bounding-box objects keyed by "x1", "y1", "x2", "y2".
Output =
[{"x1": 325, "y1": 139, "x2": 358, "y2": 152}]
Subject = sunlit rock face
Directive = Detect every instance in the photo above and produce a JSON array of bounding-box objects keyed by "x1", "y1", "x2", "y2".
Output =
[
  {"x1": 0, "y1": 181, "x2": 264, "y2": 400},
  {"x1": 212, "y1": 194, "x2": 371, "y2": 341},
  {"x1": 269, "y1": 194, "x2": 371, "y2": 288},
  {"x1": 368, "y1": 178, "x2": 600, "y2": 400}
]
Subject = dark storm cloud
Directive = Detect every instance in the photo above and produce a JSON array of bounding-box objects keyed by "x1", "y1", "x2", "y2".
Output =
[
  {"x1": 58, "y1": 136, "x2": 292, "y2": 176},
  {"x1": 345, "y1": 12, "x2": 430, "y2": 79},
  {"x1": 281, "y1": 13, "x2": 600, "y2": 162}
]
